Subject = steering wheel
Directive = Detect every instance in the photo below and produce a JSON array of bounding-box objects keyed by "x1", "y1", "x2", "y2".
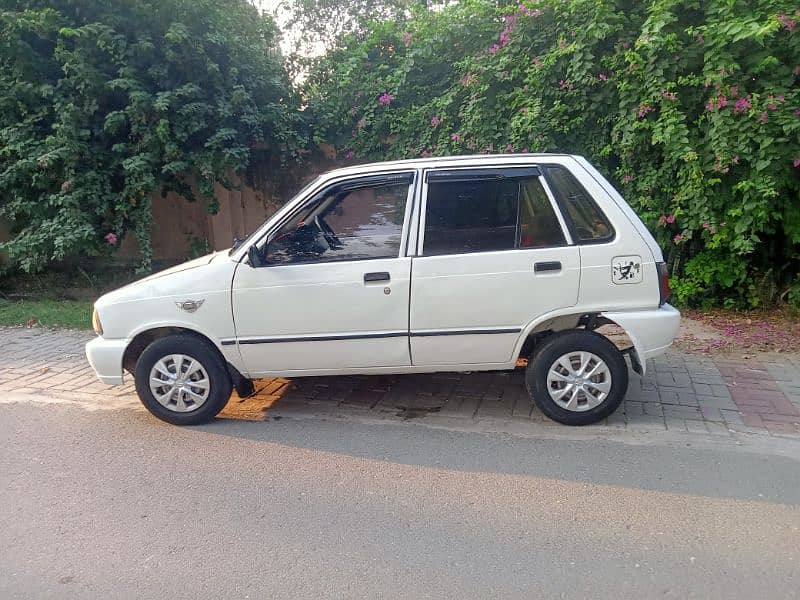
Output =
[{"x1": 314, "y1": 215, "x2": 343, "y2": 248}]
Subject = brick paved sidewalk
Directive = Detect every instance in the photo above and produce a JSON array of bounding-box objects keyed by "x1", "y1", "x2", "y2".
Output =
[{"x1": 1, "y1": 326, "x2": 799, "y2": 439}]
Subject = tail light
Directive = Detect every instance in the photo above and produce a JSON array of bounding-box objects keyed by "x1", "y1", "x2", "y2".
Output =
[{"x1": 657, "y1": 262, "x2": 671, "y2": 306}]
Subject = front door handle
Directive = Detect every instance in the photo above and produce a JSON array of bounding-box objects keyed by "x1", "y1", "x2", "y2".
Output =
[
  {"x1": 364, "y1": 271, "x2": 390, "y2": 283},
  {"x1": 534, "y1": 261, "x2": 562, "y2": 273}
]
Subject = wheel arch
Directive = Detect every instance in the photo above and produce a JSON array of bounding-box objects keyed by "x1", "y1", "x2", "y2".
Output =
[
  {"x1": 122, "y1": 326, "x2": 251, "y2": 393},
  {"x1": 515, "y1": 310, "x2": 643, "y2": 374}
]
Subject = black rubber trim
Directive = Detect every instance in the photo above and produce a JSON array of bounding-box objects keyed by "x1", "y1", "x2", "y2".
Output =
[
  {"x1": 228, "y1": 331, "x2": 407, "y2": 345},
  {"x1": 221, "y1": 327, "x2": 521, "y2": 346},
  {"x1": 426, "y1": 167, "x2": 540, "y2": 183},
  {"x1": 411, "y1": 328, "x2": 521, "y2": 337}
]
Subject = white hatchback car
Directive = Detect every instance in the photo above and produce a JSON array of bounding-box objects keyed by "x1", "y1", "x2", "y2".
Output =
[{"x1": 87, "y1": 154, "x2": 679, "y2": 426}]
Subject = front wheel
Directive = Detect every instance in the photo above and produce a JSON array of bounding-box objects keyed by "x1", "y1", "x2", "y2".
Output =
[
  {"x1": 526, "y1": 330, "x2": 628, "y2": 426},
  {"x1": 134, "y1": 335, "x2": 232, "y2": 425}
]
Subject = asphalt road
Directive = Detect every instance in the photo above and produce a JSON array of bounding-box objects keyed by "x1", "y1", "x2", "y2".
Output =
[{"x1": 1, "y1": 400, "x2": 799, "y2": 599}]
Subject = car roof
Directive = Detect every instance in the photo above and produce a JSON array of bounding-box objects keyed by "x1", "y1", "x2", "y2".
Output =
[{"x1": 321, "y1": 153, "x2": 578, "y2": 179}]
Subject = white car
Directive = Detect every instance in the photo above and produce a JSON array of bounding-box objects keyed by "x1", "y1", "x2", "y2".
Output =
[{"x1": 86, "y1": 154, "x2": 680, "y2": 426}]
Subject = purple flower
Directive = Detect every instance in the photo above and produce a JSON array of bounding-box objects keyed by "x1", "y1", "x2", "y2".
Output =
[
  {"x1": 378, "y1": 92, "x2": 393, "y2": 106},
  {"x1": 430, "y1": 115, "x2": 441, "y2": 127},
  {"x1": 451, "y1": 133, "x2": 462, "y2": 142},
  {"x1": 105, "y1": 232, "x2": 118, "y2": 246},
  {"x1": 638, "y1": 104, "x2": 654, "y2": 118},
  {"x1": 733, "y1": 96, "x2": 751, "y2": 114}
]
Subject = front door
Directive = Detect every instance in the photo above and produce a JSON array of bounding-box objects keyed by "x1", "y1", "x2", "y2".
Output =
[
  {"x1": 410, "y1": 166, "x2": 581, "y2": 366},
  {"x1": 231, "y1": 172, "x2": 416, "y2": 376}
]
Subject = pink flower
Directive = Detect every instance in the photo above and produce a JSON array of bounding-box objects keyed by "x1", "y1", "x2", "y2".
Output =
[
  {"x1": 794, "y1": 158, "x2": 800, "y2": 168},
  {"x1": 489, "y1": 43, "x2": 500, "y2": 55},
  {"x1": 559, "y1": 79, "x2": 574, "y2": 91},
  {"x1": 768, "y1": 103, "x2": 778, "y2": 111},
  {"x1": 421, "y1": 149, "x2": 431, "y2": 158},
  {"x1": 666, "y1": 215, "x2": 676, "y2": 224},
  {"x1": 532, "y1": 9, "x2": 542, "y2": 17},
  {"x1": 461, "y1": 72, "x2": 476, "y2": 86},
  {"x1": 622, "y1": 42, "x2": 630, "y2": 49},
  {"x1": 345, "y1": 150, "x2": 354, "y2": 159},
  {"x1": 450, "y1": 133, "x2": 461, "y2": 142},
  {"x1": 378, "y1": 92, "x2": 393, "y2": 106},
  {"x1": 702, "y1": 222, "x2": 710, "y2": 229},
  {"x1": 356, "y1": 118, "x2": 366, "y2": 129},
  {"x1": 638, "y1": 104, "x2": 654, "y2": 118},
  {"x1": 402, "y1": 32, "x2": 413, "y2": 46},
  {"x1": 518, "y1": 5, "x2": 531, "y2": 15},
  {"x1": 430, "y1": 115, "x2": 441, "y2": 127},
  {"x1": 733, "y1": 96, "x2": 751, "y2": 114},
  {"x1": 658, "y1": 215, "x2": 667, "y2": 225},
  {"x1": 623, "y1": 174, "x2": 633, "y2": 183},
  {"x1": 104, "y1": 232, "x2": 118, "y2": 246},
  {"x1": 500, "y1": 31, "x2": 511, "y2": 47},
  {"x1": 506, "y1": 144, "x2": 515, "y2": 152},
  {"x1": 758, "y1": 111, "x2": 768, "y2": 123},
  {"x1": 599, "y1": 72, "x2": 608, "y2": 81},
  {"x1": 673, "y1": 234, "x2": 683, "y2": 243},
  {"x1": 660, "y1": 90, "x2": 677, "y2": 102}
]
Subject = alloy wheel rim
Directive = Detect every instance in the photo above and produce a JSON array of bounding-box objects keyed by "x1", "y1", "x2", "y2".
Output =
[
  {"x1": 149, "y1": 354, "x2": 210, "y2": 413},
  {"x1": 546, "y1": 351, "x2": 611, "y2": 412}
]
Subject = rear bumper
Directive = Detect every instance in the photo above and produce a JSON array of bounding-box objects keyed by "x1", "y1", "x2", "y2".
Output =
[
  {"x1": 602, "y1": 303, "x2": 681, "y2": 374},
  {"x1": 85, "y1": 337, "x2": 128, "y2": 385}
]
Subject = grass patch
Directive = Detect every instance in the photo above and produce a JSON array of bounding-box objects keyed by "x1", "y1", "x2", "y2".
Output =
[{"x1": 0, "y1": 298, "x2": 94, "y2": 330}]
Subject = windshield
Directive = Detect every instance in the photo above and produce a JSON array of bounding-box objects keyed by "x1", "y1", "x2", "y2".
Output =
[{"x1": 228, "y1": 175, "x2": 322, "y2": 255}]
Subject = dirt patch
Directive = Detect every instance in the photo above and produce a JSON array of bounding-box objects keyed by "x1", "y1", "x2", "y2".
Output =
[{"x1": 675, "y1": 308, "x2": 800, "y2": 357}]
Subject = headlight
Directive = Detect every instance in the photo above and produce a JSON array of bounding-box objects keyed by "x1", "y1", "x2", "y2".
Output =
[{"x1": 92, "y1": 308, "x2": 103, "y2": 336}]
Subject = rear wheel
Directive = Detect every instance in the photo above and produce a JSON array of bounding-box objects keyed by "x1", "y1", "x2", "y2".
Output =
[
  {"x1": 134, "y1": 335, "x2": 232, "y2": 425},
  {"x1": 526, "y1": 330, "x2": 628, "y2": 425}
]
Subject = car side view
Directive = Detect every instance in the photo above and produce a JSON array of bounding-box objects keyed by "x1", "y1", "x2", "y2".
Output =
[{"x1": 86, "y1": 154, "x2": 680, "y2": 426}]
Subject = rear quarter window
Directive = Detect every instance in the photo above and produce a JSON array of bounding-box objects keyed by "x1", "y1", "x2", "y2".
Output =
[{"x1": 546, "y1": 166, "x2": 614, "y2": 243}]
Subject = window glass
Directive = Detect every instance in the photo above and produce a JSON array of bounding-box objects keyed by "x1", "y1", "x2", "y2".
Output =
[
  {"x1": 266, "y1": 180, "x2": 410, "y2": 264},
  {"x1": 546, "y1": 166, "x2": 613, "y2": 242},
  {"x1": 518, "y1": 178, "x2": 567, "y2": 248},
  {"x1": 422, "y1": 174, "x2": 565, "y2": 256}
]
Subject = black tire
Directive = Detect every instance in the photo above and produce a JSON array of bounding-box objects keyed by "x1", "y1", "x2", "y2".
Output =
[
  {"x1": 526, "y1": 330, "x2": 628, "y2": 426},
  {"x1": 134, "y1": 334, "x2": 232, "y2": 425}
]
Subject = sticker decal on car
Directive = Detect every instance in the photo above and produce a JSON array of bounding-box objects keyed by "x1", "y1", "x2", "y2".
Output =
[{"x1": 611, "y1": 256, "x2": 642, "y2": 284}]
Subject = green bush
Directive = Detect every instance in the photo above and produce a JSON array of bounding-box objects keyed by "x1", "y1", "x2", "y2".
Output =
[
  {"x1": 0, "y1": 0, "x2": 304, "y2": 273},
  {"x1": 305, "y1": 0, "x2": 800, "y2": 307}
]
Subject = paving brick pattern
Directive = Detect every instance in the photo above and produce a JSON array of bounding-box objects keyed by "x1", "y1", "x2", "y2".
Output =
[{"x1": 1, "y1": 326, "x2": 799, "y2": 439}]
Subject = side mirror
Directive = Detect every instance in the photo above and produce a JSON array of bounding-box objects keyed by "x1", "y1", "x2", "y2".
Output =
[{"x1": 247, "y1": 244, "x2": 266, "y2": 268}]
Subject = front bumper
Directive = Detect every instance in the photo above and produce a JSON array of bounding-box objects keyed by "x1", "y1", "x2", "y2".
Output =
[
  {"x1": 602, "y1": 303, "x2": 681, "y2": 374},
  {"x1": 85, "y1": 337, "x2": 128, "y2": 385}
]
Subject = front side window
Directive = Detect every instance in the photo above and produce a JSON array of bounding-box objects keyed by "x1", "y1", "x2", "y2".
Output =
[
  {"x1": 266, "y1": 176, "x2": 411, "y2": 265},
  {"x1": 546, "y1": 166, "x2": 614, "y2": 243},
  {"x1": 422, "y1": 173, "x2": 566, "y2": 256}
]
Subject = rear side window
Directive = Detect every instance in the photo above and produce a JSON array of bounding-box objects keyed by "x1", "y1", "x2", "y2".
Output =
[
  {"x1": 423, "y1": 174, "x2": 566, "y2": 256},
  {"x1": 546, "y1": 166, "x2": 614, "y2": 243}
]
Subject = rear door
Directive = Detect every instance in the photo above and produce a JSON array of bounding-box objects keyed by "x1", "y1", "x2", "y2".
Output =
[{"x1": 409, "y1": 166, "x2": 580, "y2": 366}]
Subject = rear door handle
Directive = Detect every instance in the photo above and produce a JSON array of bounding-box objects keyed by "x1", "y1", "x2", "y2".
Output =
[
  {"x1": 534, "y1": 261, "x2": 562, "y2": 273},
  {"x1": 364, "y1": 271, "x2": 390, "y2": 283}
]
